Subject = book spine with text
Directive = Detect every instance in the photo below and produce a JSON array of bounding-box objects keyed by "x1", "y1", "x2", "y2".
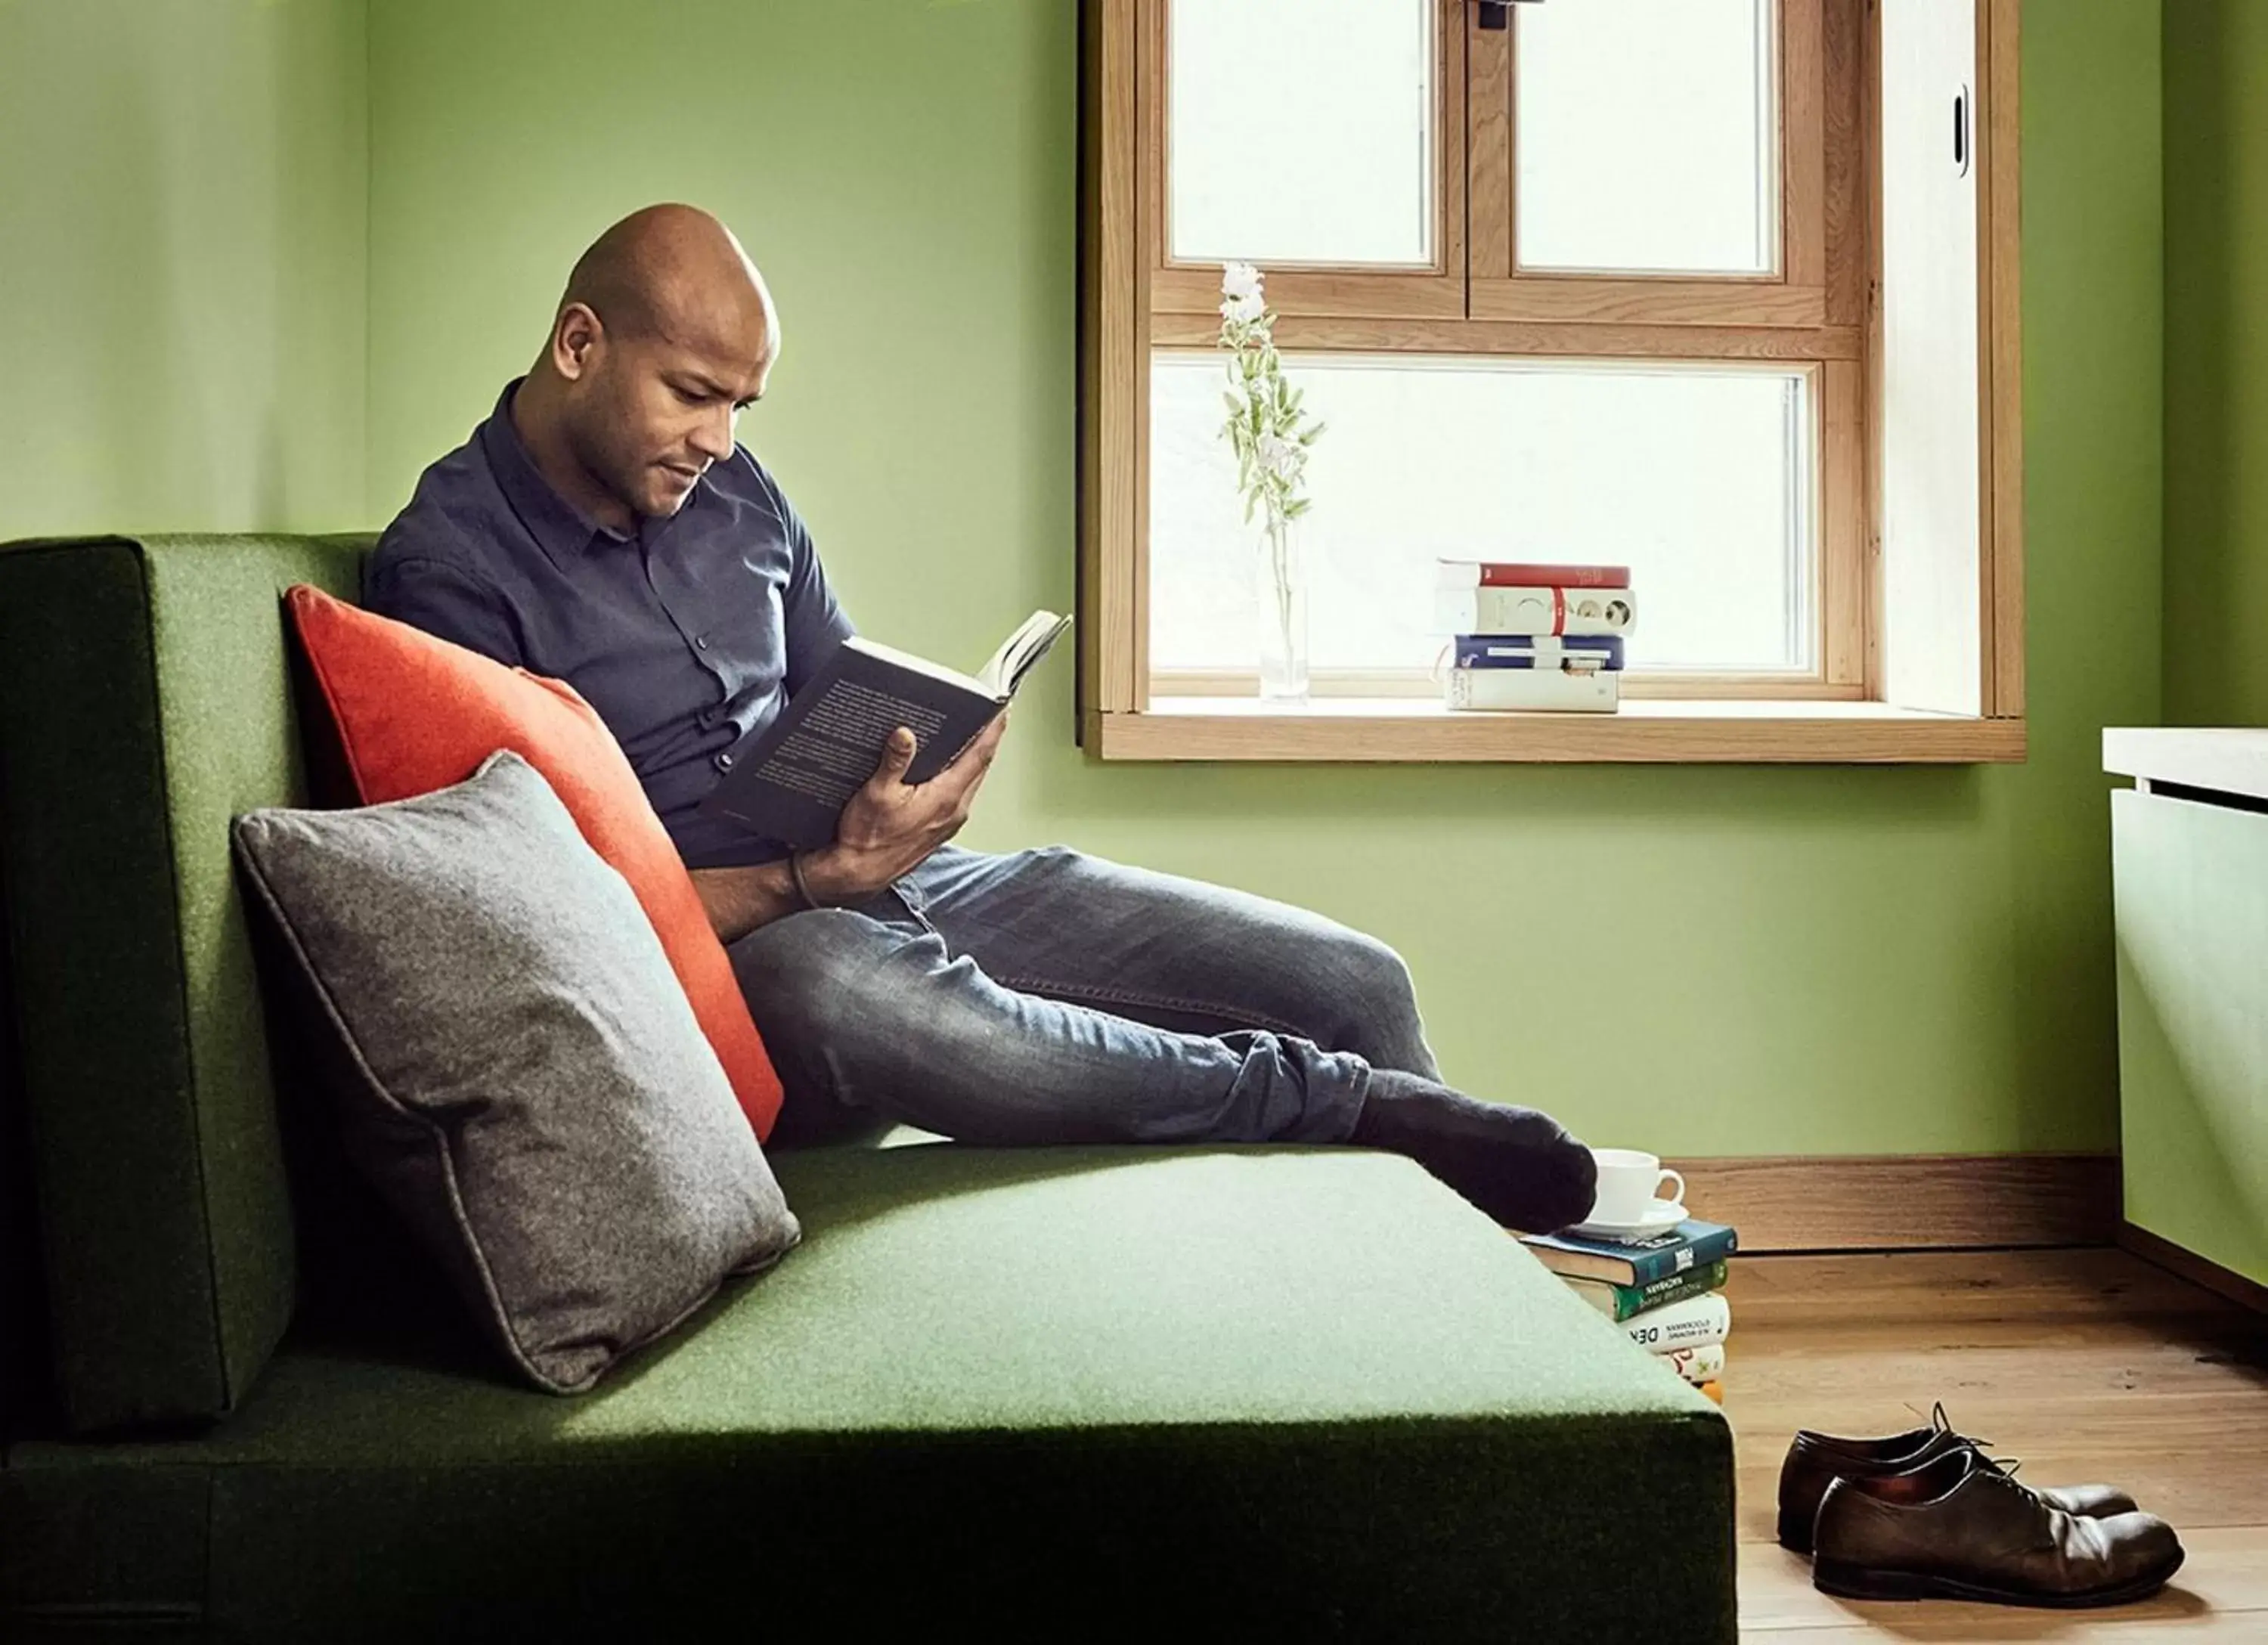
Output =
[
  {"x1": 1622, "y1": 1222, "x2": 1737, "y2": 1287},
  {"x1": 1437, "y1": 560, "x2": 1631, "y2": 589},
  {"x1": 1525, "y1": 1220, "x2": 1738, "y2": 1287},
  {"x1": 1454, "y1": 634, "x2": 1627, "y2": 671},
  {"x1": 1436, "y1": 586, "x2": 1637, "y2": 637},
  {"x1": 1621, "y1": 1292, "x2": 1730, "y2": 1352},
  {"x1": 1446, "y1": 668, "x2": 1618, "y2": 713},
  {"x1": 1653, "y1": 1341, "x2": 1726, "y2": 1384},
  {"x1": 1563, "y1": 1261, "x2": 1729, "y2": 1322}
]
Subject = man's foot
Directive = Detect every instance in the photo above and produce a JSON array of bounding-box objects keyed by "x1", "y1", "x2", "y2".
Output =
[{"x1": 1349, "y1": 1070, "x2": 1597, "y2": 1232}]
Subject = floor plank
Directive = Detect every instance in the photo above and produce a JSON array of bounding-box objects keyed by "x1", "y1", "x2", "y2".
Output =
[
  {"x1": 1723, "y1": 1250, "x2": 2268, "y2": 1643},
  {"x1": 1739, "y1": 1529, "x2": 2268, "y2": 1634},
  {"x1": 1745, "y1": 1619, "x2": 2268, "y2": 1641}
]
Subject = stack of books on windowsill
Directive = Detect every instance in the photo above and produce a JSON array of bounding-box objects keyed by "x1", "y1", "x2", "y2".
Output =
[
  {"x1": 1520, "y1": 1217, "x2": 1738, "y2": 1403},
  {"x1": 1435, "y1": 560, "x2": 1636, "y2": 714}
]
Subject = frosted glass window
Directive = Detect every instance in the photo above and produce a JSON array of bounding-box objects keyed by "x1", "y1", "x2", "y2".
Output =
[
  {"x1": 1516, "y1": 0, "x2": 1780, "y2": 275},
  {"x1": 1168, "y1": 0, "x2": 1434, "y2": 268},
  {"x1": 1150, "y1": 353, "x2": 1815, "y2": 674}
]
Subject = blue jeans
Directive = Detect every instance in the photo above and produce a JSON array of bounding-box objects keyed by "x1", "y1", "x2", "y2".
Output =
[{"x1": 729, "y1": 844, "x2": 1441, "y2": 1148}]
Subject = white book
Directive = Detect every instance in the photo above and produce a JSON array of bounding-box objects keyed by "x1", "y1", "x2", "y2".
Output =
[
  {"x1": 1621, "y1": 1291, "x2": 1730, "y2": 1352},
  {"x1": 1653, "y1": 1341, "x2": 1725, "y2": 1385},
  {"x1": 1436, "y1": 586, "x2": 1637, "y2": 637},
  {"x1": 1445, "y1": 668, "x2": 1619, "y2": 714}
]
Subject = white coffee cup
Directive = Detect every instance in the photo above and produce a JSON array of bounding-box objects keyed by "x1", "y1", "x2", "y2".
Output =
[{"x1": 1586, "y1": 1148, "x2": 1685, "y2": 1227}]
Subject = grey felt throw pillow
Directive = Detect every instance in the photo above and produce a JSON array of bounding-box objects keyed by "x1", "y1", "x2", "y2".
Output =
[{"x1": 233, "y1": 749, "x2": 799, "y2": 1393}]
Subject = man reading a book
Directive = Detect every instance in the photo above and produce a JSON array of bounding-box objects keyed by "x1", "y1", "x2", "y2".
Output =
[{"x1": 365, "y1": 204, "x2": 1597, "y2": 1233}]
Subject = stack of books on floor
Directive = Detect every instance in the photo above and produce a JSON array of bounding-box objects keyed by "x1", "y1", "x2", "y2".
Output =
[
  {"x1": 1435, "y1": 559, "x2": 1635, "y2": 714},
  {"x1": 1520, "y1": 1217, "x2": 1739, "y2": 1402}
]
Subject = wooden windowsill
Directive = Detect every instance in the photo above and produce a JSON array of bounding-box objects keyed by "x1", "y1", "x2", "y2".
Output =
[{"x1": 1088, "y1": 697, "x2": 2028, "y2": 764}]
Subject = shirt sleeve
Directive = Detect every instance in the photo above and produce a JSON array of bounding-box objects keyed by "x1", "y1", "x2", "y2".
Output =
[
  {"x1": 361, "y1": 556, "x2": 525, "y2": 670},
  {"x1": 751, "y1": 456, "x2": 855, "y2": 695}
]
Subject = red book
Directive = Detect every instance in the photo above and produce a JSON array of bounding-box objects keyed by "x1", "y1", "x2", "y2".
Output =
[{"x1": 1437, "y1": 559, "x2": 1631, "y2": 590}]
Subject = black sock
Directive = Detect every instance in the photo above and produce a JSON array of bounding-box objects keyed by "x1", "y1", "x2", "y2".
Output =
[{"x1": 1350, "y1": 1070, "x2": 1597, "y2": 1233}]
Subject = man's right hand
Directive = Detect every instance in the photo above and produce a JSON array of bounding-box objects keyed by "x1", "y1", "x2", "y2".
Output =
[{"x1": 798, "y1": 714, "x2": 1009, "y2": 904}]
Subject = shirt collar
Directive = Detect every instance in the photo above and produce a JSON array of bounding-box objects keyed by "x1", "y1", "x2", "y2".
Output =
[{"x1": 476, "y1": 378, "x2": 633, "y2": 564}]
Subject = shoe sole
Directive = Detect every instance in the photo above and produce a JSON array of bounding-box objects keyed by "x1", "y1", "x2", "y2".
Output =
[{"x1": 1812, "y1": 1549, "x2": 2184, "y2": 1609}]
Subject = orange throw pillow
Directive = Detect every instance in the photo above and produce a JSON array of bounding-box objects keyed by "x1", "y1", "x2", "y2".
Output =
[{"x1": 284, "y1": 584, "x2": 784, "y2": 1140}]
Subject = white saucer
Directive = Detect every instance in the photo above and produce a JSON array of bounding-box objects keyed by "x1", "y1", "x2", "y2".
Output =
[{"x1": 1569, "y1": 1200, "x2": 1687, "y2": 1241}]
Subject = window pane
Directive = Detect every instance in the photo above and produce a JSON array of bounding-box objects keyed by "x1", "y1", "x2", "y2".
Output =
[
  {"x1": 1150, "y1": 353, "x2": 1815, "y2": 674},
  {"x1": 1168, "y1": 0, "x2": 1434, "y2": 268},
  {"x1": 1515, "y1": 0, "x2": 1779, "y2": 275}
]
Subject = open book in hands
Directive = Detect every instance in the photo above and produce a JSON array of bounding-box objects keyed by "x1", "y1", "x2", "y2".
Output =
[{"x1": 698, "y1": 611, "x2": 1070, "y2": 850}]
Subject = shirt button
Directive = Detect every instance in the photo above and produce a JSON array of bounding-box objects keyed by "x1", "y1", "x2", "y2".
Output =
[
  {"x1": 695, "y1": 635, "x2": 711, "y2": 652},
  {"x1": 715, "y1": 753, "x2": 735, "y2": 771}
]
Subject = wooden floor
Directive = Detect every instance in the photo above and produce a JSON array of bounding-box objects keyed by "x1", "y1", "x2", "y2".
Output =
[{"x1": 1724, "y1": 1248, "x2": 2268, "y2": 1640}]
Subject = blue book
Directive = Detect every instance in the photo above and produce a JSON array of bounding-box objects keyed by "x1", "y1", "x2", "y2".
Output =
[
  {"x1": 1454, "y1": 634, "x2": 1626, "y2": 671},
  {"x1": 1520, "y1": 1219, "x2": 1738, "y2": 1287}
]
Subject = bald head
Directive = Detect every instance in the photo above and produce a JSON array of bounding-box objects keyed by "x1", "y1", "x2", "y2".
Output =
[
  {"x1": 514, "y1": 204, "x2": 779, "y2": 529},
  {"x1": 560, "y1": 203, "x2": 774, "y2": 353}
]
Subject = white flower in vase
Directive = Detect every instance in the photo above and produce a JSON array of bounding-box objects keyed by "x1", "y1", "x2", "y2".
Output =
[
  {"x1": 1215, "y1": 262, "x2": 1325, "y2": 700},
  {"x1": 1256, "y1": 432, "x2": 1305, "y2": 483}
]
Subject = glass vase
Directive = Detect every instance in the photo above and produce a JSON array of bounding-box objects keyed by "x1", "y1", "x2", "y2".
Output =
[{"x1": 1254, "y1": 514, "x2": 1310, "y2": 701}]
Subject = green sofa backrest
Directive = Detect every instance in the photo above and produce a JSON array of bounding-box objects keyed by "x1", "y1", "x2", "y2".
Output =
[{"x1": 0, "y1": 534, "x2": 374, "y2": 1434}]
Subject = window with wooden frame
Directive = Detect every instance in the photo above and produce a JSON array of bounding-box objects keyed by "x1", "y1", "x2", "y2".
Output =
[{"x1": 1078, "y1": 0, "x2": 2024, "y2": 763}]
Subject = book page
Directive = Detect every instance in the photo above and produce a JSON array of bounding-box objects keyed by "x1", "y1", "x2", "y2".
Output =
[
  {"x1": 978, "y1": 612, "x2": 1070, "y2": 697},
  {"x1": 847, "y1": 636, "x2": 985, "y2": 695},
  {"x1": 755, "y1": 680, "x2": 950, "y2": 810}
]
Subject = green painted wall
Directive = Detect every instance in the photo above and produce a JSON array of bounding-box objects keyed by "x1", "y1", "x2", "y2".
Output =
[
  {"x1": 2164, "y1": 0, "x2": 2268, "y2": 726},
  {"x1": 0, "y1": 0, "x2": 367, "y2": 541},
  {"x1": 0, "y1": 0, "x2": 2038, "y2": 1158},
  {"x1": 366, "y1": 0, "x2": 2162, "y2": 1159}
]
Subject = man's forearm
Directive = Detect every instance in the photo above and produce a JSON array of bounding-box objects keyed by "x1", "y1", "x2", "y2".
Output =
[
  {"x1": 689, "y1": 860, "x2": 805, "y2": 946},
  {"x1": 689, "y1": 849, "x2": 881, "y2": 946}
]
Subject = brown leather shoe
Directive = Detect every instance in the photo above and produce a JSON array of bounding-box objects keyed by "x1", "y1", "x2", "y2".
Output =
[
  {"x1": 1777, "y1": 1403, "x2": 2136, "y2": 1552},
  {"x1": 1811, "y1": 1447, "x2": 2183, "y2": 1607}
]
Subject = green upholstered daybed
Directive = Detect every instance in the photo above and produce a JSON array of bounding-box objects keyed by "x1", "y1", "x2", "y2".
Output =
[{"x1": 0, "y1": 535, "x2": 1737, "y2": 1641}]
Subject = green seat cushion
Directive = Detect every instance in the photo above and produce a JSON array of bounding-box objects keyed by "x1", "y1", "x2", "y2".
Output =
[
  {"x1": 0, "y1": 535, "x2": 373, "y2": 1433},
  {"x1": 5, "y1": 1145, "x2": 1737, "y2": 1640}
]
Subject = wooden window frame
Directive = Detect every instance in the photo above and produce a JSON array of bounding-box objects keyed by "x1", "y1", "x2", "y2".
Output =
[
  {"x1": 1468, "y1": 0, "x2": 1835, "y2": 325},
  {"x1": 1077, "y1": 0, "x2": 2025, "y2": 764},
  {"x1": 1147, "y1": 0, "x2": 1470, "y2": 321}
]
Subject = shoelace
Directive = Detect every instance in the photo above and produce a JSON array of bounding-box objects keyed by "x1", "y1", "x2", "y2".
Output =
[
  {"x1": 1930, "y1": 1405, "x2": 2046, "y2": 1503},
  {"x1": 1965, "y1": 1445, "x2": 2050, "y2": 1504}
]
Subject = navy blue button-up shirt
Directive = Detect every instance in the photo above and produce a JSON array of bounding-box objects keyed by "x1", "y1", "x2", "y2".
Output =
[{"x1": 364, "y1": 381, "x2": 854, "y2": 869}]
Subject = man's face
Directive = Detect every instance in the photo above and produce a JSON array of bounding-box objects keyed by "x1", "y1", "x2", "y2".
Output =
[{"x1": 562, "y1": 309, "x2": 774, "y2": 522}]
